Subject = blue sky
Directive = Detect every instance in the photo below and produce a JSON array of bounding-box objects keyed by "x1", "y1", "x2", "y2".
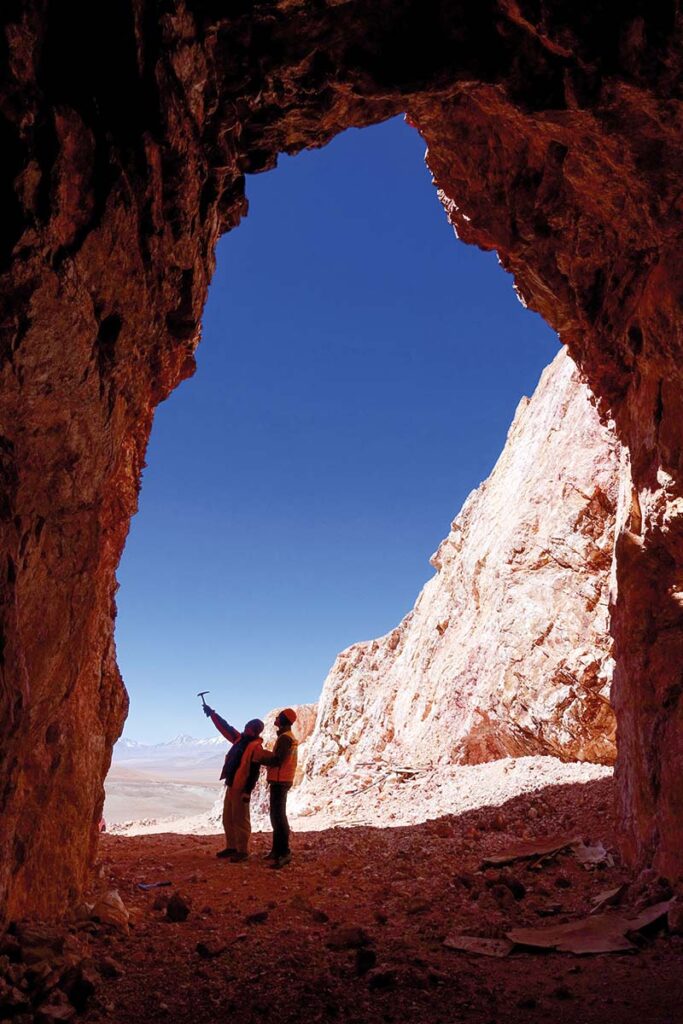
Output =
[{"x1": 115, "y1": 116, "x2": 559, "y2": 743}]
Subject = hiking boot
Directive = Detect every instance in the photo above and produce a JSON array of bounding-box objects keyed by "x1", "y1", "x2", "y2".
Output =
[
  {"x1": 230, "y1": 852, "x2": 249, "y2": 863},
  {"x1": 263, "y1": 850, "x2": 276, "y2": 861},
  {"x1": 271, "y1": 853, "x2": 292, "y2": 870},
  {"x1": 216, "y1": 847, "x2": 236, "y2": 859}
]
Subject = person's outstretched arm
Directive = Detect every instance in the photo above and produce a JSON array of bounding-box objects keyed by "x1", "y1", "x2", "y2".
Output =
[{"x1": 204, "y1": 705, "x2": 240, "y2": 743}]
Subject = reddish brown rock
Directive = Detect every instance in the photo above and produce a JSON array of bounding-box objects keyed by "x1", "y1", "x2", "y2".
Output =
[{"x1": 1, "y1": 3, "x2": 682, "y2": 920}]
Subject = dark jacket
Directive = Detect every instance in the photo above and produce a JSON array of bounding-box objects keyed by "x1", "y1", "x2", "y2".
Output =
[{"x1": 209, "y1": 710, "x2": 262, "y2": 794}]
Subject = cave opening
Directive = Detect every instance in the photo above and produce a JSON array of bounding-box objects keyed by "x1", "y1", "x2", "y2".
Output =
[{"x1": 105, "y1": 115, "x2": 565, "y2": 835}]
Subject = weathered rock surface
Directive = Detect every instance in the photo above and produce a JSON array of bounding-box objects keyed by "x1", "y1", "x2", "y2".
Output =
[
  {"x1": 302, "y1": 351, "x2": 620, "y2": 793},
  {"x1": 1, "y1": 3, "x2": 682, "y2": 918}
]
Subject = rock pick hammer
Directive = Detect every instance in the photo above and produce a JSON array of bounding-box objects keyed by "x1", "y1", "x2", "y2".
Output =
[{"x1": 197, "y1": 690, "x2": 210, "y2": 710}]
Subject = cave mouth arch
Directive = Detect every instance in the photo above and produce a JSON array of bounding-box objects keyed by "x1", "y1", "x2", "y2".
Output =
[
  {"x1": 114, "y1": 115, "x2": 560, "y2": 747},
  {"x1": 1, "y1": 2, "x2": 682, "y2": 921},
  {"x1": 107, "y1": 114, "x2": 569, "y2": 834}
]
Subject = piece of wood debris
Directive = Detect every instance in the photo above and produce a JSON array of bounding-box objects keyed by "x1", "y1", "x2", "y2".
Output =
[
  {"x1": 590, "y1": 885, "x2": 627, "y2": 914},
  {"x1": 480, "y1": 834, "x2": 581, "y2": 868},
  {"x1": 507, "y1": 900, "x2": 673, "y2": 954}
]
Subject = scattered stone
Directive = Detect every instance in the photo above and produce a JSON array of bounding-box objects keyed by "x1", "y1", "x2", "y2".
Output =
[
  {"x1": 366, "y1": 968, "x2": 398, "y2": 991},
  {"x1": 355, "y1": 948, "x2": 377, "y2": 975},
  {"x1": 455, "y1": 872, "x2": 479, "y2": 892},
  {"x1": 196, "y1": 941, "x2": 226, "y2": 959},
  {"x1": 571, "y1": 840, "x2": 613, "y2": 869},
  {"x1": 245, "y1": 911, "x2": 269, "y2": 925},
  {"x1": 490, "y1": 884, "x2": 516, "y2": 910},
  {"x1": 503, "y1": 875, "x2": 527, "y2": 901},
  {"x1": 405, "y1": 898, "x2": 430, "y2": 915},
  {"x1": 91, "y1": 892, "x2": 130, "y2": 932},
  {"x1": 326, "y1": 927, "x2": 372, "y2": 950},
  {"x1": 165, "y1": 895, "x2": 190, "y2": 923},
  {"x1": 536, "y1": 903, "x2": 563, "y2": 917},
  {"x1": 59, "y1": 962, "x2": 97, "y2": 1011},
  {"x1": 432, "y1": 822, "x2": 453, "y2": 839},
  {"x1": 14, "y1": 926, "x2": 65, "y2": 954},
  {"x1": 97, "y1": 957, "x2": 124, "y2": 979},
  {"x1": 34, "y1": 990, "x2": 76, "y2": 1023},
  {"x1": 71, "y1": 903, "x2": 94, "y2": 923}
]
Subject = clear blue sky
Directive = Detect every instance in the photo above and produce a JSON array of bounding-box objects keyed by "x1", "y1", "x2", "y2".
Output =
[{"x1": 116, "y1": 116, "x2": 559, "y2": 743}]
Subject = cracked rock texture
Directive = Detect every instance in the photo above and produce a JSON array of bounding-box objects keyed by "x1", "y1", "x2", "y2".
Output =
[
  {"x1": 303, "y1": 350, "x2": 620, "y2": 793},
  {"x1": 1, "y1": 2, "x2": 682, "y2": 918}
]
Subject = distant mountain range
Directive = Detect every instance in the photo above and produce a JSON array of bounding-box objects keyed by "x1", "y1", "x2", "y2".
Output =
[
  {"x1": 115, "y1": 735, "x2": 224, "y2": 756},
  {"x1": 111, "y1": 734, "x2": 226, "y2": 782}
]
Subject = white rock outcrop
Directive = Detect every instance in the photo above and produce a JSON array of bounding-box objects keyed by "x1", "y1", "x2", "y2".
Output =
[{"x1": 300, "y1": 349, "x2": 621, "y2": 802}]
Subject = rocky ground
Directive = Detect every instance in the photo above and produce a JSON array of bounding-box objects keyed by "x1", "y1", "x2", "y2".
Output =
[{"x1": 3, "y1": 774, "x2": 683, "y2": 1024}]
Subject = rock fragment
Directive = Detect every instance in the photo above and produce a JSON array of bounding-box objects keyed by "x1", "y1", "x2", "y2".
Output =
[
  {"x1": 326, "y1": 927, "x2": 372, "y2": 950},
  {"x1": 166, "y1": 894, "x2": 190, "y2": 923}
]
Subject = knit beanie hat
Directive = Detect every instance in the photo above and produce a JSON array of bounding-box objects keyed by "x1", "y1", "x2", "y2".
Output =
[
  {"x1": 279, "y1": 708, "x2": 297, "y2": 725},
  {"x1": 243, "y1": 718, "x2": 265, "y2": 737}
]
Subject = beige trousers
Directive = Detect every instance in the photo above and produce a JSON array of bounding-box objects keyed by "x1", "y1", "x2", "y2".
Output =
[{"x1": 222, "y1": 786, "x2": 251, "y2": 853}]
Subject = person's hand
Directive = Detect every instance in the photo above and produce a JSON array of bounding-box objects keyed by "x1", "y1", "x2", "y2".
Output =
[{"x1": 203, "y1": 704, "x2": 213, "y2": 718}]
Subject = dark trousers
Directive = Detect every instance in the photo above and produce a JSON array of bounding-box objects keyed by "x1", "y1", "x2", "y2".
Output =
[{"x1": 269, "y1": 782, "x2": 293, "y2": 856}]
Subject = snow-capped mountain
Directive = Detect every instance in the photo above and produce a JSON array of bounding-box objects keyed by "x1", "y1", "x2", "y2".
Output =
[
  {"x1": 110, "y1": 734, "x2": 226, "y2": 781},
  {"x1": 113, "y1": 734, "x2": 224, "y2": 758}
]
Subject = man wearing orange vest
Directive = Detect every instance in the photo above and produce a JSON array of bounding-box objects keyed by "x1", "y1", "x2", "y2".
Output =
[
  {"x1": 203, "y1": 705, "x2": 265, "y2": 862},
  {"x1": 256, "y1": 708, "x2": 299, "y2": 869}
]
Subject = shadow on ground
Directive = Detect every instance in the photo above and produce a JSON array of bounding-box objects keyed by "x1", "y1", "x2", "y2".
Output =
[{"x1": 78, "y1": 775, "x2": 683, "y2": 1024}]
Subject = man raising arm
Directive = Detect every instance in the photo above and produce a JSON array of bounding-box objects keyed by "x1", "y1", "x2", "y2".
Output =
[{"x1": 204, "y1": 704, "x2": 264, "y2": 862}]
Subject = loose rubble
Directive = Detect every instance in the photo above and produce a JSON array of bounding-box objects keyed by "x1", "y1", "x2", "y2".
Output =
[{"x1": 4, "y1": 774, "x2": 683, "y2": 1024}]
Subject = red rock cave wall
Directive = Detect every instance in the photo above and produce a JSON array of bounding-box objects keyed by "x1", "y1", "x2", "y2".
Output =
[{"x1": 0, "y1": 2, "x2": 681, "y2": 919}]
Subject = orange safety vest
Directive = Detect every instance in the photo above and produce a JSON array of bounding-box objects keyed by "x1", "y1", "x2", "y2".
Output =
[
  {"x1": 231, "y1": 737, "x2": 263, "y2": 792},
  {"x1": 267, "y1": 730, "x2": 299, "y2": 784}
]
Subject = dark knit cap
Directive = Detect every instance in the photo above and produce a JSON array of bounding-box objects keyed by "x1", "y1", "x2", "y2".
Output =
[
  {"x1": 244, "y1": 718, "x2": 264, "y2": 736},
  {"x1": 279, "y1": 708, "x2": 297, "y2": 725}
]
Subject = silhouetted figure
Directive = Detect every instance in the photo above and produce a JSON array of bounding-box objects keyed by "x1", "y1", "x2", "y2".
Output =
[
  {"x1": 257, "y1": 708, "x2": 299, "y2": 869},
  {"x1": 204, "y1": 705, "x2": 264, "y2": 862}
]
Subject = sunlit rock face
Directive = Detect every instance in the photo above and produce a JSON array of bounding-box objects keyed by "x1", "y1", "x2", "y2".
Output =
[
  {"x1": 1, "y1": 3, "x2": 682, "y2": 918},
  {"x1": 304, "y1": 350, "x2": 620, "y2": 791}
]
